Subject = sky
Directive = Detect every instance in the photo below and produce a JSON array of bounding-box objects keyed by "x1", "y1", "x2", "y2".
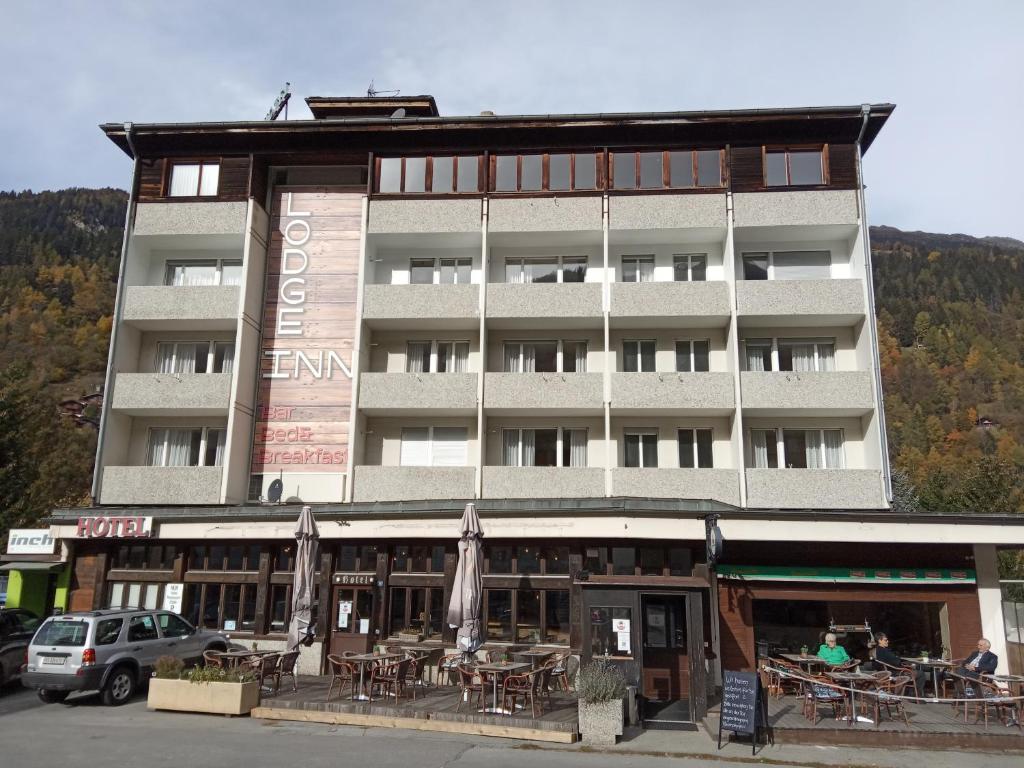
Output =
[{"x1": 3, "y1": 1, "x2": 1022, "y2": 239}]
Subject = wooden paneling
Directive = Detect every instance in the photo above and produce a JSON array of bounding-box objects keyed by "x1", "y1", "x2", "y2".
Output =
[
  {"x1": 729, "y1": 146, "x2": 763, "y2": 192},
  {"x1": 828, "y1": 143, "x2": 859, "y2": 189},
  {"x1": 137, "y1": 159, "x2": 166, "y2": 199},
  {"x1": 219, "y1": 156, "x2": 251, "y2": 198},
  {"x1": 69, "y1": 551, "x2": 107, "y2": 612}
]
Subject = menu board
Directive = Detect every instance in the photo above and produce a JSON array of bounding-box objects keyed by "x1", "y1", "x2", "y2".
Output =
[{"x1": 720, "y1": 670, "x2": 759, "y2": 735}]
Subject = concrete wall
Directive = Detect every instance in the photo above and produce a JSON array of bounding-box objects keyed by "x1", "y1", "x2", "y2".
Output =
[
  {"x1": 482, "y1": 466, "x2": 605, "y2": 498},
  {"x1": 484, "y1": 372, "x2": 603, "y2": 411},
  {"x1": 358, "y1": 372, "x2": 478, "y2": 412},
  {"x1": 362, "y1": 284, "x2": 479, "y2": 322},
  {"x1": 122, "y1": 286, "x2": 240, "y2": 327},
  {"x1": 99, "y1": 466, "x2": 224, "y2": 505},
  {"x1": 368, "y1": 199, "x2": 481, "y2": 233},
  {"x1": 611, "y1": 372, "x2": 735, "y2": 411},
  {"x1": 611, "y1": 468, "x2": 741, "y2": 505},
  {"x1": 740, "y1": 371, "x2": 875, "y2": 413},
  {"x1": 488, "y1": 197, "x2": 602, "y2": 232},
  {"x1": 609, "y1": 281, "x2": 731, "y2": 323},
  {"x1": 609, "y1": 193, "x2": 727, "y2": 231},
  {"x1": 133, "y1": 202, "x2": 248, "y2": 236},
  {"x1": 736, "y1": 279, "x2": 865, "y2": 321},
  {"x1": 111, "y1": 373, "x2": 232, "y2": 414},
  {"x1": 352, "y1": 466, "x2": 476, "y2": 502},
  {"x1": 486, "y1": 283, "x2": 602, "y2": 321},
  {"x1": 733, "y1": 190, "x2": 859, "y2": 229},
  {"x1": 745, "y1": 468, "x2": 885, "y2": 509}
]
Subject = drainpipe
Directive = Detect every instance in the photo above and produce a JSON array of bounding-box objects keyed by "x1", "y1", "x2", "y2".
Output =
[
  {"x1": 854, "y1": 105, "x2": 893, "y2": 504},
  {"x1": 91, "y1": 122, "x2": 138, "y2": 504}
]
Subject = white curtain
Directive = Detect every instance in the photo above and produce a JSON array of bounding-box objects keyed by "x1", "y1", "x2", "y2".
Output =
[
  {"x1": 157, "y1": 344, "x2": 176, "y2": 374},
  {"x1": 522, "y1": 429, "x2": 535, "y2": 467},
  {"x1": 503, "y1": 344, "x2": 520, "y2": 373},
  {"x1": 751, "y1": 429, "x2": 770, "y2": 468},
  {"x1": 639, "y1": 259, "x2": 654, "y2": 282},
  {"x1": 211, "y1": 429, "x2": 226, "y2": 467},
  {"x1": 175, "y1": 343, "x2": 196, "y2": 374},
  {"x1": 430, "y1": 428, "x2": 467, "y2": 466},
  {"x1": 407, "y1": 343, "x2": 430, "y2": 373},
  {"x1": 400, "y1": 428, "x2": 430, "y2": 466},
  {"x1": 166, "y1": 429, "x2": 194, "y2": 466},
  {"x1": 745, "y1": 344, "x2": 767, "y2": 372},
  {"x1": 453, "y1": 343, "x2": 469, "y2": 373},
  {"x1": 522, "y1": 344, "x2": 536, "y2": 373},
  {"x1": 502, "y1": 429, "x2": 519, "y2": 466},
  {"x1": 790, "y1": 344, "x2": 816, "y2": 372},
  {"x1": 169, "y1": 164, "x2": 200, "y2": 196},
  {"x1": 818, "y1": 343, "x2": 836, "y2": 372},
  {"x1": 219, "y1": 344, "x2": 235, "y2": 375},
  {"x1": 198, "y1": 164, "x2": 219, "y2": 196},
  {"x1": 506, "y1": 261, "x2": 525, "y2": 284},
  {"x1": 823, "y1": 430, "x2": 844, "y2": 468},
  {"x1": 804, "y1": 430, "x2": 823, "y2": 469},
  {"x1": 146, "y1": 429, "x2": 167, "y2": 466},
  {"x1": 569, "y1": 430, "x2": 587, "y2": 468},
  {"x1": 575, "y1": 343, "x2": 587, "y2": 373}
]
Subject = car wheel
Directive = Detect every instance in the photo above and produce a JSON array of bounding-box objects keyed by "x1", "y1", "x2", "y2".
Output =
[
  {"x1": 38, "y1": 689, "x2": 70, "y2": 704},
  {"x1": 101, "y1": 666, "x2": 136, "y2": 706}
]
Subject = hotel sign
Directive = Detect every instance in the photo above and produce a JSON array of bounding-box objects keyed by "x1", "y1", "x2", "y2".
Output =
[
  {"x1": 76, "y1": 516, "x2": 153, "y2": 539},
  {"x1": 250, "y1": 189, "x2": 361, "y2": 502},
  {"x1": 6, "y1": 528, "x2": 56, "y2": 555}
]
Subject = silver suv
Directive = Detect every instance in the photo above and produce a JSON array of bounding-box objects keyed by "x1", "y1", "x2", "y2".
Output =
[{"x1": 22, "y1": 609, "x2": 229, "y2": 705}]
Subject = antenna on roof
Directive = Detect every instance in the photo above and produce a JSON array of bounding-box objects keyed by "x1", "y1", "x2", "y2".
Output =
[
  {"x1": 367, "y1": 80, "x2": 400, "y2": 98},
  {"x1": 265, "y1": 83, "x2": 291, "y2": 121}
]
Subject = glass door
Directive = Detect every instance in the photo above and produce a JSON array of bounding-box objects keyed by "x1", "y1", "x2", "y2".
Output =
[{"x1": 329, "y1": 586, "x2": 374, "y2": 655}]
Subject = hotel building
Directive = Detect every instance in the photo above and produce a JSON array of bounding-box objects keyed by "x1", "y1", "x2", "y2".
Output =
[{"x1": 43, "y1": 96, "x2": 1024, "y2": 726}]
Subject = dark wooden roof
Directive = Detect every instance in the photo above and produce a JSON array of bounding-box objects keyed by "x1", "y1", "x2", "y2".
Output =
[{"x1": 305, "y1": 95, "x2": 439, "y2": 119}]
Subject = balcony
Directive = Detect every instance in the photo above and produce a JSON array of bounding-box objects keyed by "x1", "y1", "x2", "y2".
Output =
[
  {"x1": 736, "y1": 279, "x2": 865, "y2": 327},
  {"x1": 368, "y1": 199, "x2": 482, "y2": 234},
  {"x1": 484, "y1": 373, "x2": 603, "y2": 415},
  {"x1": 110, "y1": 373, "x2": 232, "y2": 416},
  {"x1": 611, "y1": 468, "x2": 740, "y2": 506},
  {"x1": 358, "y1": 373, "x2": 478, "y2": 415},
  {"x1": 732, "y1": 190, "x2": 859, "y2": 232},
  {"x1": 610, "y1": 281, "x2": 731, "y2": 328},
  {"x1": 745, "y1": 468, "x2": 886, "y2": 509},
  {"x1": 121, "y1": 286, "x2": 240, "y2": 330},
  {"x1": 362, "y1": 284, "x2": 479, "y2": 329},
  {"x1": 351, "y1": 466, "x2": 476, "y2": 502},
  {"x1": 482, "y1": 466, "x2": 605, "y2": 499},
  {"x1": 99, "y1": 466, "x2": 223, "y2": 505},
  {"x1": 611, "y1": 372, "x2": 734, "y2": 414},
  {"x1": 133, "y1": 201, "x2": 248, "y2": 237},
  {"x1": 488, "y1": 197, "x2": 602, "y2": 233},
  {"x1": 486, "y1": 283, "x2": 602, "y2": 329},
  {"x1": 609, "y1": 193, "x2": 727, "y2": 233},
  {"x1": 740, "y1": 371, "x2": 875, "y2": 416}
]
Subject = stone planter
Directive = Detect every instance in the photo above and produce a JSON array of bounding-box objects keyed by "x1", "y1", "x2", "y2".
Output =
[
  {"x1": 147, "y1": 678, "x2": 261, "y2": 716},
  {"x1": 578, "y1": 698, "x2": 624, "y2": 746}
]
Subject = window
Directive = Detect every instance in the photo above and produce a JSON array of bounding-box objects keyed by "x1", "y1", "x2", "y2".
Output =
[
  {"x1": 502, "y1": 427, "x2": 587, "y2": 468},
  {"x1": 183, "y1": 582, "x2": 265, "y2": 632},
  {"x1": 504, "y1": 255, "x2": 587, "y2": 284},
  {"x1": 484, "y1": 588, "x2": 570, "y2": 646},
  {"x1": 621, "y1": 256, "x2": 654, "y2": 283},
  {"x1": 675, "y1": 340, "x2": 710, "y2": 372},
  {"x1": 158, "y1": 613, "x2": 193, "y2": 638},
  {"x1": 765, "y1": 148, "x2": 825, "y2": 186},
  {"x1": 270, "y1": 584, "x2": 291, "y2": 632},
  {"x1": 334, "y1": 587, "x2": 372, "y2": 635},
  {"x1": 750, "y1": 428, "x2": 844, "y2": 469},
  {"x1": 503, "y1": 340, "x2": 584, "y2": 373},
  {"x1": 399, "y1": 426, "x2": 468, "y2": 467},
  {"x1": 585, "y1": 545, "x2": 692, "y2": 577},
  {"x1": 146, "y1": 427, "x2": 224, "y2": 468},
  {"x1": 393, "y1": 544, "x2": 446, "y2": 573},
  {"x1": 623, "y1": 340, "x2": 656, "y2": 372},
  {"x1": 165, "y1": 259, "x2": 242, "y2": 287},
  {"x1": 673, "y1": 253, "x2": 707, "y2": 282},
  {"x1": 406, "y1": 340, "x2": 470, "y2": 373},
  {"x1": 743, "y1": 339, "x2": 773, "y2": 372},
  {"x1": 742, "y1": 251, "x2": 831, "y2": 280},
  {"x1": 111, "y1": 543, "x2": 176, "y2": 571},
  {"x1": 613, "y1": 149, "x2": 724, "y2": 190},
  {"x1": 169, "y1": 162, "x2": 219, "y2": 197},
  {"x1": 679, "y1": 429, "x2": 714, "y2": 468},
  {"x1": 389, "y1": 587, "x2": 444, "y2": 637},
  {"x1": 221, "y1": 585, "x2": 258, "y2": 631},
  {"x1": 744, "y1": 338, "x2": 836, "y2": 372},
  {"x1": 95, "y1": 618, "x2": 123, "y2": 645},
  {"x1": 624, "y1": 431, "x2": 658, "y2": 468},
  {"x1": 376, "y1": 156, "x2": 481, "y2": 194},
  {"x1": 156, "y1": 341, "x2": 235, "y2": 374},
  {"x1": 127, "y1": 614, "x2": 159, "y2": 642},
  {"x1": 409, "y1": 257, "x2": 472, "y2": 285},
  {"x1": 491, "y1": 152, "x2": 600, "y2": 192},
  {"x1": 108, "y1": 582, "x2": 160, "y2": 610}
]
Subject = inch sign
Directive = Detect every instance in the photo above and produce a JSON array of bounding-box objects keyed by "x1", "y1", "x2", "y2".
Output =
[{"x1": 76, "y1": 516, "x2": 153, "y2": 539}]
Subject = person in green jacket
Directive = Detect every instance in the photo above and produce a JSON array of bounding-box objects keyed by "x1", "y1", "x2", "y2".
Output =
[{"x1": 817, "y1": 632, "x2": 851, "y2": 665}]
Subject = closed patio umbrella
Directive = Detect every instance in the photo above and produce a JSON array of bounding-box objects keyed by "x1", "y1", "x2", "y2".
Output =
[
  {"x1": 447, "y1": 502, "x2": 484, "y2": 660},
  {"x1": 287, "y1": 504, "x2": 320, "y2": 652}
]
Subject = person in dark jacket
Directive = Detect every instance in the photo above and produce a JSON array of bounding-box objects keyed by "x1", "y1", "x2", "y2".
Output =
[
  {"x1": 871, "y1": 633, "x2": 927, "y2": 694},
  {"x1": 957, "y1": 638, "x2": 998, "y2": 679}
]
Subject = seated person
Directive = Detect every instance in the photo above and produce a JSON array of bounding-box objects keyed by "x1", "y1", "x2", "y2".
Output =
[
  {"x1": 956, "y1": 638, "x2": 998, "y2": 680},
  {"x1": 817, "y1": 632, "x2": 851, "y2": 666},
  {"x1": 871, "y1": 633, "x2": 927, "y2": 694}
]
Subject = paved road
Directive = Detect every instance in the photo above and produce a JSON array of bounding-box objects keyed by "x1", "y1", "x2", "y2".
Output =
[{"x1": 2, "y1": 681, "x2": 1022, "y2": 768}]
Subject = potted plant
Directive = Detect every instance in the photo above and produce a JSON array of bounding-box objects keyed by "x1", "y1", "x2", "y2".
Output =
[
  {"x1": 394, "y1": 626, "x2": 424, "y2": 643},
  {"x1": 800, "y1": 644, "x2": 809, "y2": 657},
  {"x1": 576, "y1": 659, "x2": 626, "y2": 746},
  {"x1": 147, "y1": 656, "x2": 261, "y2": 716}
]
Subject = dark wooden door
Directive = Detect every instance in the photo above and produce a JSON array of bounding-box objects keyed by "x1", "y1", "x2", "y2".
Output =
[
  {"x1": 640, "y1": 594, "x2": 689, "y2": 701},
  {"x1": 328, "y1": 586, "x2": 374, "y2": 656}
]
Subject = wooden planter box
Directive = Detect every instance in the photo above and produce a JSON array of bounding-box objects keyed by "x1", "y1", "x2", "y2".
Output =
[
  {"x1": 578, "y1": 698, "x2": 624, "y2": 746},
  {"x1": 147, "y1": 678, "x2": 261, "y2": 716}
]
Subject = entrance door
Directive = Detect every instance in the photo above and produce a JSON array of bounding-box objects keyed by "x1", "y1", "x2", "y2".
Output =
[
  {"x1": 641, "y1": 594, "x2": 693, "y2": 725},
  {"x1": 329, "y1": 586, "x2": 374, "y2": 656}
]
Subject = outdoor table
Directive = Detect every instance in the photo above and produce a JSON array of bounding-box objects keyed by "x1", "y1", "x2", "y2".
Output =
[
  {"x1": 476, "y1": 661, "x2": 532, "y2": 714},
  {"x1": 511, "y1": 650, "x2": 553, "y2": 669},
  {"x1": 982, "y1": 673, "x2": 1024, "y2": 718},
  {"x1": 826, "y1": 671, "x2": 880, "y2": 725},
  {"x1": 902, "y1": 657, "x2": 955, "y2": 697},
  {"x1": 347, "y1": 652, "x2": 403, "y2": 701},
  {"x1": 216, "y1": 649, "x2": 276, "y2": 670},
  {"x1": 778, "y1": 653, "x2": 828, "y2": 673}
]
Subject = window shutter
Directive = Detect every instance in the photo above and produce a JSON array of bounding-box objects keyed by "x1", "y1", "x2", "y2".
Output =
[
  {"x1": 400, "y1": 428, "x2": 430, "y2": 466},
  {"x1": 431, "y1": 428, "x2": 467, "y2": 467}
]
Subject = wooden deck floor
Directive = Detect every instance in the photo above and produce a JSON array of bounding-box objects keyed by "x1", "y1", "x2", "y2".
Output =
[{"x1": 252, "y1": 676, "x2": 579, "y2": 743}]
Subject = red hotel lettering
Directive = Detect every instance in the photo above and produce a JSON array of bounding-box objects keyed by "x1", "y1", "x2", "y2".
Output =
[
  {"x1": 77, "y1": 516, "x2": 150, "y2": 539},
  {"x1": 261, "y1": 427, "x2": 313, "y2": 443}
]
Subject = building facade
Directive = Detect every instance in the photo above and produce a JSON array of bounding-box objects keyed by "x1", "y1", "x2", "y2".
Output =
[{"x1": 45, "y1": 97, "x2": 1024, "y2": 725}]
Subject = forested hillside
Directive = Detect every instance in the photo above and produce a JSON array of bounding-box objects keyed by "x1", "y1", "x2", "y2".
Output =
[{"x1": 0, "y1": 189, "x2": 1022, "y2": 539}]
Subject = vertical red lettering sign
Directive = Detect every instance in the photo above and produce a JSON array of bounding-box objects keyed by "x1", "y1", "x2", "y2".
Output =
[{"x1": 250, "y1": 188, "x2": 362, "y2": 502}]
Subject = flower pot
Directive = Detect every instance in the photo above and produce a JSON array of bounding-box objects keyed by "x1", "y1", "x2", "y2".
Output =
[
  {"x1": 578, "y1": 698, "x2": 624, "y2": 746},
  {"x1": 147, "y1": 678, "x2": 261, "y2": 716}
]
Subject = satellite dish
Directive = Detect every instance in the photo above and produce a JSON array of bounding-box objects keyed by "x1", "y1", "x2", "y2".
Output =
[
  {"x1": 268, "y1": 479, "x2": 284, "y2": 503},
  {"x1": 390, "y1": 107, "x2": 406, "y2": 118}
]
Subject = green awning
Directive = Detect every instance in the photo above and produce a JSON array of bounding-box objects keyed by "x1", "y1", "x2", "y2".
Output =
[
  {"x1": 0, "y1": 562, "x2": 64, "y2": 573},
  {"x1": 717, "y1": 565, "x2": 976, "y2": 585}
]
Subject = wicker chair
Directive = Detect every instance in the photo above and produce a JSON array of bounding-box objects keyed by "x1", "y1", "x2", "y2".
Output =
[
  {"x1": 952, "y1": 675, "x2": 1020, "y2": 729},
  {"x1": 502, "y1": 669, "x2": 542, "y2": 718},
  {"x1": 549, "y1": 654, "x2": 579, "y2": 692},
  {"x1": 202, "y1": 650, "x2": 224, "y2": 669},
  {"x1": 437, "y1": 653, "x2": 463, "y2": 686},
  {"x1": 765, "y1": 659, "x2": 803, "y2": 699},
  {"x1": 275, "y1": 650, "x2": 300, "y2": 693},
  {"x1": 253, "y1": 653, "x2": 281, "y2": 692},
  {"x1": 802, "y1": 676, "x2": 847, "y2": 724},
  {"x1": 870, "y1": 674, "x2": 911, "y2": 727},
  {"x1": 370, "y1": 657, "x2": 412, "y2": 702},
  {"x1": 874, "y1": 658, "x2": 920, "y2": 698},
  {"x1": 455, "y1": 664, "x2": 485, "y2": 713},
  {"x1": 326, "y1": 654, "x2": 355, "y2": 701}
]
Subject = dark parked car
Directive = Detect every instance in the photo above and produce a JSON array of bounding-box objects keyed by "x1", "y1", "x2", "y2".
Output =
[{"x1": 0, "y1": 608, "x2": 40, "y2": 686}]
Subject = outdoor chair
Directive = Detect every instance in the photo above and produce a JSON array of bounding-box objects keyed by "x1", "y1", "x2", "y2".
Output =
[
  {"x1": 370, "y1": 657, "x2": 412, "y2": 702},
  {"x1": 502, "y1": 669, "x2": 542, "y2": 718},
  {"x1": 437, "y1": 653, "x2": 463, "y2": 686},
  {"x1": 549, "y1": 654, "x2": 579, "y2": 692},
  {"x1": 972, "y1": 677, "x2": 1019, "y2": 729},
  {"x1": 874, "y1": 659, "x2": 919, "y2": 698},
  {"x1": 254, "y1": 653, "x2": 281, "y2": 692},
  {"x1": 830, "y1": 659, "x2": 861, "y2": 673},
  {"x1": 455, "y1": 664, "x2": 485, "y2": 713},
  {"x1": 326, "y1": 654, "x2": 355, "y2": 702},
  {"x1": 871, "y1": 674, "x2": 911, "y2": 727},
  {"x1": 802, "y1": 676, "x2": 847, "y2": 724},
  {"x1": 768, "y1": 659, "x2": 803, "y2": 699},
  {"x1": 404, "y1": 653, "x2": 429, "y2": 697},
  {"x1": 203, "y1": 650, "x2": 224, "y2": 669},
  {"x1": 485, "y1": 649, "x2": 505, "y2": 663},
  {"x1": 949, "y1": 672, "x2": 984, "y2": 723},
  {"x1": 940, "y1": 658, "x2": 965, "y2": 701},
  {"x1": 275, "y1": 650, "x2": 300, "y2": 693},
  {"x1": 537, "y1": 663, "x2": 556, "y2": 710}
]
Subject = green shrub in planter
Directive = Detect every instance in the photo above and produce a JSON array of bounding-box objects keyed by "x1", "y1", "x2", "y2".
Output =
[
  {"x1": 153, "y1": 656, "x2": 185, "y2": 680},
  {"x1": 577, "y1": 660, "x2": 626, "y2": 704},
  {"x1": 187, "y1": 665, "x2": 256, "y2": 684}
]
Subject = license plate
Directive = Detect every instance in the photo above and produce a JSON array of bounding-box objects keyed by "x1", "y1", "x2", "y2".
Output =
[{"x1": 41, "y1": 656, "x2": 65, "y2": 666}]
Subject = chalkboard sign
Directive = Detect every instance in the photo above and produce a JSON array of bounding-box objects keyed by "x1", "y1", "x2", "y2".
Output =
[{"x1": 718, "y1": 670, "x2": 767, "y2": 754}]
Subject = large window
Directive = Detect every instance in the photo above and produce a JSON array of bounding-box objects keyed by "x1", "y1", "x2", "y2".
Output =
[
  {"x1": 406, "y1": 340, "x2": 470, "y2": 373},
  {"x1": 168, "y1": 162, "x2": 219, "y2": 197},
  {"x1": 388, "y1": 586, "x2": 444, "y2": 637},
  {"x1": 765, "y1": 148, "x2": 826, "y2": 187},
  {"x1": 165, "y1": 259, "x2": 242, "y2": 287},
  {"x1": 409, "y1": 257, "x2": 472, "y2": 284},
  {"x1": 743, "y1": 338, "x2": 836, "y2": 372},
  {"x1": 399, "y1": 426, "x2": 468, "y2": 467},
  {"x1": 584, "y1": 544, "x2": 692, "y2": 577},
  {"x1": 623, "y1": 340, "x2": 656, "y2": 372},
  {"x1": 156, "y1": 341, "x2": 235, "y2": 375},
  {"x1": 393, "y1": 544, "x2": 446, "y2": 573},
  {"x1": 742, "y1": 251, "x2": 831, "y2": 280},
  {"x1": 621, "y1": 256, "x2": 655, "y2": 283},
  {"x1": 182, "y1": 583, "x2": 257, "y2": 632},
  {"x1": 624, "y1": 431, "x2": 658, "y2": 468},
  {"x1": 484, "y1": 588, "x2": 570, "y2": 645},
  {"x1": 679, "y1": 428, "x2": 714, "y2": 468},
  {"x1": 675, "y1": 340, "x2": 710, "y2": 372},
  {"x1": 111, "y1": 543, "x2": 176, "y2": 571},
  {"x1": 673, "y1": 253, "x2": 707, "y2": 282},
  {"x1": 189, "y1": 544, "x2": 262, "y2": 571},
  {"x1": 485, "y1": 545, "x2": 569, "y2": 575},
  {"x1": 377, "y1": 156, "x2": 481, "y2": 194},
  {"x1": 612, "y1": 149, "x2": 723, "y2": 190},
  {"x1": 503, "y1": 340, "x2": 586, "y2": 373},
  {"x1": 502, "y1": 427, "x2": 587, "y2": 468},
  {"x1": 491, "y1": 152, "x2": 601, "y2": 192},
  {"x1": 750, "y1": 428, "x2": 845, "y2": 469},
  {"x1": 108, "y1": 582, "x2": 160, "y2": 610},
  {"x1": 504, "y1": 256, "x2": 586, "y2": 283},
  {"x1": 146, "y1": 427, "x2": 224, "y2": 468}
]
